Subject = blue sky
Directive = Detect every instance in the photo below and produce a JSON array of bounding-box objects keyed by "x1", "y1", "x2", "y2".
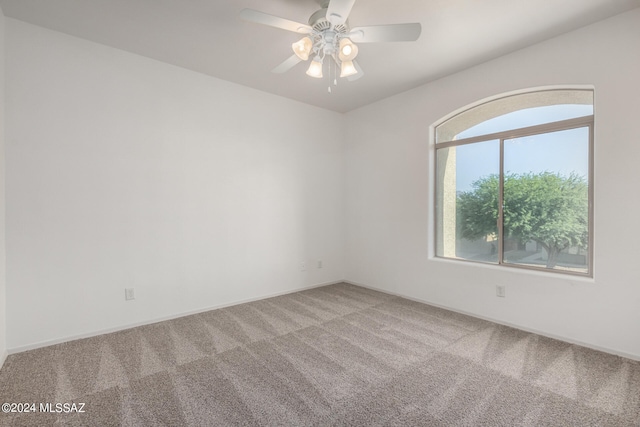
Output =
[{"x1": 453, "y1": 105, "x2": 591, "y2": 192}]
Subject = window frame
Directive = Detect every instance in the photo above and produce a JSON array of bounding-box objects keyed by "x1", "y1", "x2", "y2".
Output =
[{"x1": 433, "y1": 90, "x2": 594, "y2": 277}]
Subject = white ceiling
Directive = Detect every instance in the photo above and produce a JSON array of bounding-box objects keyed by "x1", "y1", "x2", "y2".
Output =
[{"x1": 1, "y1": 0, "x2": 638, "y2": 113}]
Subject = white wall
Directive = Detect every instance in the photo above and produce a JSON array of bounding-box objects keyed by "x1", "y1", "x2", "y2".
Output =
[
  {"x1": 5, "y1": 19, "x2": 345, "y2": 351},
  {"x1": 345, "y1": 9, "x2": 640, "y2": 359},
  {"x1": 5, "y1": 9, "x2": 640, "y2": 359},
  {"x1": 0, "y1": 6, "x2": 7, "y2": 367}
]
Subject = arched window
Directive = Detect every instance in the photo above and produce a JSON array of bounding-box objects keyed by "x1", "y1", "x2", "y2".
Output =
[{"x1": 434, "y1": 88, "x2": 593, "y2": 276}]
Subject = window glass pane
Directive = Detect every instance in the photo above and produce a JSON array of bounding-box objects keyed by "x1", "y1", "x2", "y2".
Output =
[
  {"x1": 436, "y1": 89, "x2": 593, "y2": 143},
  {"x1": 456, "y1": 105, "x2": 593, "y2": 140},
  {"x1": 502, "y1": 127, "x2": 589, "y2": 273},
  {"x1": 436, "y1": 140, "x2": 500, "y2": 263}
]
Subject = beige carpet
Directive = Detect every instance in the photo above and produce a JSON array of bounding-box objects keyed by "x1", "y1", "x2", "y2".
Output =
[{"x1": 0, "y1": 282, "x2": 638, "y2": 426}]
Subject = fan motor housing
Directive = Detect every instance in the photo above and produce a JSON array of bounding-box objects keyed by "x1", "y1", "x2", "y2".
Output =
[{"x1": 309, "y1": 7, "x2": 349, "y2": 34}]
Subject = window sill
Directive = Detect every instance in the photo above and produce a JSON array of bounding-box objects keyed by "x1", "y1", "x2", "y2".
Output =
[{"x1": 429, "y1": 256, "x2": 595, "y2": 283}]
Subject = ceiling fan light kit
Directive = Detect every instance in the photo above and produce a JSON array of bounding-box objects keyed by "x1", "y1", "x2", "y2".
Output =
[{"x1": 240, "y1": 0, "x2": 421, "y2": 84}]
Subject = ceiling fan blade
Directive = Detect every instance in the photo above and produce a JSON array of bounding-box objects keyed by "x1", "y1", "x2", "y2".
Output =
[
  {"x1": 240, "y1": 9, "x2": 312, "y2": 34},
  {"x1": 347, "y1": 60, "x2": 364, "y2": 81},
  {"x1": 326, "y1": 0, "x2": 356, "y2": 26},
  {"x1": 349, "y1": 23, "x2": 422, "y2": 43},
  {"x1": 271, "y1": 55, "x2": 304, "y2": 74}
]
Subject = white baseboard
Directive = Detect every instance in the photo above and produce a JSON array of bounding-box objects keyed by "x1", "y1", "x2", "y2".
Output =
[
  {"x1": 8, "y1": 279, "x2": 345, "y2": 355},
  {"x1": 13, "y1": 278, "x2": 637, "y2": 362},
  {"x1": 343, "y1": 280, "x2": 640, "y2": 362}
]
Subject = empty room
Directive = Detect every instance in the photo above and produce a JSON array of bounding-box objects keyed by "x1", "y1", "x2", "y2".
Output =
[{"x1": 0, "y1": 0, "x2": 639, "y2": 425}]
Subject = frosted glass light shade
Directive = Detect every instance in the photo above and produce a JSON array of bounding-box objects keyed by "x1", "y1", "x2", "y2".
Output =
[
  {"x1": 292, "y1": 37, "x2": 313, "y2": 61},
  {"x1": 340, "y1": 60, "x2": 357, "y2": 77},
  {"x1": 306, "y1": 56, "x2": 323, "y2": 78},
  {"x1": 339, "y1": 38, "x2": 358, "y2": 61}
]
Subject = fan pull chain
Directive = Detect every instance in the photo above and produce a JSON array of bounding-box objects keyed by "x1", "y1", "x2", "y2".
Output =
[
  {"x1": 327, "y1": 59, "x2": 338, "y2": 94},
  {"x1": 327, "y1": 59, "x2": 333, "y2": 94}
]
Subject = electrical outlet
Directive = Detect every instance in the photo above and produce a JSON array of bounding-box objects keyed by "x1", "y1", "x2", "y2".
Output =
[
  {"x1": 317, "y1": 260, "x2": 323, "y2": 269},
  {"x1": 125, "y1": 288, "x2": 135, "y2": 301},
  {"x1": 496, "y1": 285, "x2": 506, "y2": 298},
  {"x1": 300, "y1": 262, "x2": 307, "y2": 272}
]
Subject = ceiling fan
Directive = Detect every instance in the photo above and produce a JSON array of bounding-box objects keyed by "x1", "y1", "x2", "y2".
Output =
[{"x1": 240, "y1": 0, "x2": 421, "y2": 81}]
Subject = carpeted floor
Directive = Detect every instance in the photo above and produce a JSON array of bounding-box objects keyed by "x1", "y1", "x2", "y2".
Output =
[{"x1": 0, "y1": 282, "x2": 639, "y2": 426}]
